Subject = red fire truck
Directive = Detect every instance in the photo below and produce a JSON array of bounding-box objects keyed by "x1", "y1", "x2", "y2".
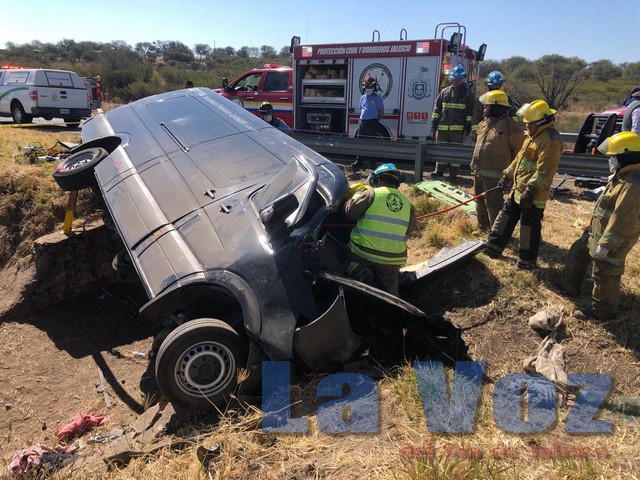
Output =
[{"x1": 292, "y1": 23, "x2": 486, "y2": 140}]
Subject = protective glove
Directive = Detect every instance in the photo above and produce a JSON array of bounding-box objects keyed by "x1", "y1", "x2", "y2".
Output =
[
  {"x1": 592, "y1": 244, "x2": 610, "y2": 260},
  {"x1": 471, "y1": 132, "x2": 478, "y2": 143},
  {"x1": 496, "y1": 174, "x2": 509, "y2": 189},
  {"x1": 519, "y1": 187, "x2": 535, "y2": 209},
  {"x1": 463, "y1": 121, "x2": 472, "y2": 137}
]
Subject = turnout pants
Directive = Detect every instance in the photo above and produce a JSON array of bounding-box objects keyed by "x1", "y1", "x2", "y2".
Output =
[
  {"x1": 486, "y1": 196, "x2": 544, "y2": 265},
  {"x1": 560, "y1": 229, "x2": 623, "y2": 319},
  {"x1": 348, "y1": 254, "x2": 401, "y2": 296},
  {"x1": 474, "y1": 174, "x2": 504, "y2": 231},
  {"x1": 434, "y1": 130, "x2": 463, "y2": 171}
]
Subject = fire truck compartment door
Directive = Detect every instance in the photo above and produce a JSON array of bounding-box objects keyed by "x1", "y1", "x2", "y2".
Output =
[
  {"x1": 402, "y1": 56, "x2": 440, "y2": 139},
  {"x1": 351, "y1": 58, "x2": 402, "y2": 114}
]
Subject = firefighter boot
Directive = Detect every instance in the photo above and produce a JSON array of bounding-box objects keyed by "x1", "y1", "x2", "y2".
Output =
[
  {"x1": 430, "y1": 163, "x2": 444, "y2": 178},
  {"x1": 591, "y1": 271, "x2": 621, "y2": 320}
]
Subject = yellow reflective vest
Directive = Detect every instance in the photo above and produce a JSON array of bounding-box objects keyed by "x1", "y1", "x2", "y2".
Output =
[{"x1": 349, "y1": 187, "x2": 411, "y2": 265}]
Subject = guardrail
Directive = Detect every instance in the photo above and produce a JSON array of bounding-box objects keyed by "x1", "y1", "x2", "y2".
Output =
[{"x1": 296, "y1": 133, "x2": 608, "y2": 180}]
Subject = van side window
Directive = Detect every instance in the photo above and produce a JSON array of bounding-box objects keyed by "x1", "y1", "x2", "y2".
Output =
[
  {"x1": 264, "y1": 72, "x2": 289, "y2": 92},
  {"x1": 7, "y1": 71, "x2": 30, "y2": 85}
]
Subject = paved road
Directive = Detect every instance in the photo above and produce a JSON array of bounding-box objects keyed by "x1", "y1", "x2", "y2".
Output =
[{"x1": 0, "y1": 116, "x2": 82, "y2": 133}]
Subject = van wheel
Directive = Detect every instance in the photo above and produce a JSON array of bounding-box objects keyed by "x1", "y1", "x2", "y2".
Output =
[
  {"x1": 230, "y1": 97, "x2": 244, "y2": 108},
  {"x1": 155, "y1": 318, "x2": 248, "y2": 411},
  {"x1": 12, "y1": 104, "x2": 33, "y2": 124},
  {"x1": 52, "y1": 147, "x2": 108, "y2": 191}
]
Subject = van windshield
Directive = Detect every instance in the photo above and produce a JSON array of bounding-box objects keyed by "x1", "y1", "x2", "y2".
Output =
[{"x1": 252, "y1": 155, "x2": 317, "y2": 227}]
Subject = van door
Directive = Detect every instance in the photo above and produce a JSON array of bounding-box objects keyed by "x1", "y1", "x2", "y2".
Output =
[{"x1": 226, "y1": 72, "x2": 263, "y2": 112}]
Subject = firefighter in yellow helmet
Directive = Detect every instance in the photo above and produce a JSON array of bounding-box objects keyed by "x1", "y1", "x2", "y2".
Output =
[
  {"x1": 344, "y1": 163, "x2": 417, "y2": 296},
  {"x1": 484, "y1": 99, "x2": 563, "y2": 270},
  {"x1": 471, "y1": 90, "x2": 524, "y2": 232},
  {"x1": 559, "y1": 131, "x2": 640, "y2": 320}
]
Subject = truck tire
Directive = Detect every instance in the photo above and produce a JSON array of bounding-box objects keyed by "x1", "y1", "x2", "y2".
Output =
[
  {"x1": 12, "y1": 103, "x2": 33, "y2": 124},
  {"x1": 155, "y1": 318, "x2": 248, "y2": 411},
  {"x1": 52, "y1": 147, "x2": 108, "y2": 191}
]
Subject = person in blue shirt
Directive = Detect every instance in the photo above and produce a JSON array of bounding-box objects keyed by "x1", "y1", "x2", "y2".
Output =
[
  {"x1": 258, "y1": 102, "x2": 292, "y2": 136},
  {"x1": 352, "y1": 75, "x2": 384, "y2": 170}
]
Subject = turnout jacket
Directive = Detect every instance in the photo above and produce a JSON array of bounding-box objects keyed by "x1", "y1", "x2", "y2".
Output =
[
  {"x1": 432, "y1": 83, "x2": 475, "y2": 133},
  {"x1": 471, "y1": 114, "x2": 525, "y2": 178},
  {"x1": 503, "y1": 122, "x2": 563, "y2": 208},
  {"x1": 589, "y1": 162, "x2": 640, "y2": 270}
]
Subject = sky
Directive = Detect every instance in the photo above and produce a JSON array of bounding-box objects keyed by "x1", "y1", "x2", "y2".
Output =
[{"x1": 1, "y1": 0, "x2": 639, "y2": 64}]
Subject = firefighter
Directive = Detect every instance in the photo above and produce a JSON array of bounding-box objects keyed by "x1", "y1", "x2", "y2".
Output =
[
  {"x1": 471, "y1": 90, "x2": 525, "y2": 233},
  {"x1": 559, "y1": 131, "x2": 640, "y2": 320},
  {"x1": 430, "y1": 65, "x2": 475, "y2": 181},
  {"x1": 484, "y1": 99, "x2": 563, "y2": 270},
  {"x1": 344, "y1": 163, "x2": 417, "y2": 296},
  {"x1": 471, "y1": 71, "x2": 518, "y2": 141},
  {"x1": 258, "y1": 101, "x2": 292, "y2": 135},
  {"x1": 351, "y1": 75, "x2": 385, "y2": 170}
]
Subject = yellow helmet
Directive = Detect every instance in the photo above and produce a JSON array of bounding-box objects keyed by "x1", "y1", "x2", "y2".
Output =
[
  {"x1": 518, "y1": 100, "x2": 557, "y2": 123},
  {"x1": 597, "y1": 131, "x2": 640, "y2": 155},
  {"x1": 482, "y1": 90, "x2": 510, "y2": 107}
]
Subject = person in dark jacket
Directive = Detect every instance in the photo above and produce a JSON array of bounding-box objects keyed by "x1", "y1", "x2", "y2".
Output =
[{"x1": 430, "y1": 65, "x2": 475, "y2": 181}]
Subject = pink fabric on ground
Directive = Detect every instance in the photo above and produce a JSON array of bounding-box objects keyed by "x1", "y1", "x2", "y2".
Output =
[{"x1": 54, "y1": 412, "x2": 108, "y2": 440}]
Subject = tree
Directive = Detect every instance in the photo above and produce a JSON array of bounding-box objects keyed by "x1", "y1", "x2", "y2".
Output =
[
  {"x1": 162, "y1": 41, "x2": 195, "y2": 63},
  {"x1": 237, "y1": 46, "x2": 250, "y2": 58},
  {"x1": 260, "y1": 45, "x2": 276, "y2": 58},
  {"x1": 534, "y1": 55, "x2": 586, "y2": 110},
  {"x1": 278, "y1": 46, "x2": 291, "y2": 57},
  {"x1": 194, "y1": 43, "x2": 211, "y2": 60},
  {"x1": 135, "y1": 42, "x2": 154, "y2": 59},
  {"x1": 588, "y1": 59, "x2": 622, "y2": 82}
]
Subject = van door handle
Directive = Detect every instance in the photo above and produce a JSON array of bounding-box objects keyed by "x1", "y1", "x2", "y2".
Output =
[
  {"x1": 246, "y1": 96, "x2": 255, "y2": 100},
  {"x1": 60, "y1": 91, "x2": 67, "y2": 94},
  {"x1": 280, "y1": 97, "x2": 290, "y2": 101}
]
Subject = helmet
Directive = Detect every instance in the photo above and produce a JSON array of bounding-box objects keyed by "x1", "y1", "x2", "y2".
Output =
[
  {"x1": 258, "y1": 101, "x2": 273, "y2": 113},
  {"x1": 450, "y1": 65, "x2": 466, "y2": 80},
  {"x1": 482, "y1": 90, "x2": 510, "y2": 107},
  {"x1": 597, "y1": 131, "x2": 640, "y2": 155},
  {"x1": 371, "y1": 163, "x2": 405, "y2": 186},
  {"x1": 363, "y1": 75, "x2": 378, "y2": 89},
  {"x1": 519, "y1": 100, "x2": 557, "y2": 123},
  {"x1": 485, "y1": 71, "x2": 505, "y2": 86}
]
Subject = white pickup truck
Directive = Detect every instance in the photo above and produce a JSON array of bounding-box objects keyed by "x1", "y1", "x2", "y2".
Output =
[{"x1": 0, "y1": 68, "x2": 91, "y2": 125}]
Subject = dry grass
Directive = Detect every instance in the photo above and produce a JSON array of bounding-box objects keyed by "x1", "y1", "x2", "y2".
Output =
[
  {"x1": 0, "y1": 125, "x2": 98, "y2": 266},
  {"x1": 1, "y1": 125, "x2": 639, "y2": 478}
]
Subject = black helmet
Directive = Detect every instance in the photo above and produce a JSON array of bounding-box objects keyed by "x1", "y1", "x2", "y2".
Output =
[
  {"x1": 362, "y1": 75, "x2": 378, "y2": 89},
  {"x1": 259, "y1": 101, "x2": 274, "y2": 113}
]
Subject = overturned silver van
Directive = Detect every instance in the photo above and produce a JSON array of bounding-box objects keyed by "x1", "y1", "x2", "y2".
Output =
[{"x1": 52, "y1": 88, "x2": 480, "y2": 411}]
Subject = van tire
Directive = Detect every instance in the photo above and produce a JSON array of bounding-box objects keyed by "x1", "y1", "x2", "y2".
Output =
[
  {"x1": 155, "y1": 318, "x2": 248, "y2": 411},
  {"x1": 12, "y1": 103, "x2": 33, "y2": 124},
  {"x1": 52, "y1": 147, "x2": 109, "y2": 191}
]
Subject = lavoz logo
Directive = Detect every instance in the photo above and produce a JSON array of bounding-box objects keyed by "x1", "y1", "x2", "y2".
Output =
[{"x1": 262, "y1": 361, "x2": 612, "y2": 434}]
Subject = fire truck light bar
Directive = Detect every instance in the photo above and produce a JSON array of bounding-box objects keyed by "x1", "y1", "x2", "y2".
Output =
[{"x1": 415, "y1": 42, "x2": 430, "y2": 54}]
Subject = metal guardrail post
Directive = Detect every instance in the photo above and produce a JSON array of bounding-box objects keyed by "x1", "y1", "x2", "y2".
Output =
[{"x1": 414, "y1": 142, "x2": 427, "y2": 182}]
